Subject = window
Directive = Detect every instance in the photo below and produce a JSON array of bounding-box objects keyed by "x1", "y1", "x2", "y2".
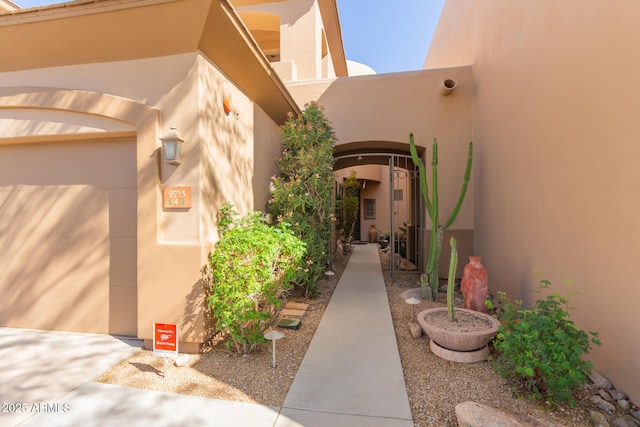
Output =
[
  {"x1": 364, "y1": 199, "x2": 376, "y2": 219},
  {"x1": 394, "y1": 189, "x2": 403, "y2": 201}
]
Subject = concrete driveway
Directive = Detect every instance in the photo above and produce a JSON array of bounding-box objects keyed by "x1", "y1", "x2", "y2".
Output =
[
  {"x1": 0, "y1": 327, "x2": 141, "y2": 426},
  {"x1": 0, "y1": 328, "x2": 286, "y2": 427}
]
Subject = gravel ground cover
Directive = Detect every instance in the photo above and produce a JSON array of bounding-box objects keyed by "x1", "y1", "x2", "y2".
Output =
[
  {"x1": 380, "y1": 250, "x2": 591, "y2": 427},
  {"x1": 97, "y1": 254, "x2": 348, "y2": 407},
  {"x1": 99, "y1": 247, "x2": 594, "y2": 426}
]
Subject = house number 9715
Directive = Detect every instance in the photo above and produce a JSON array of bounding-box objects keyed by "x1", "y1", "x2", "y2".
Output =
[{"x1": 163, "y1": 186, "x2": 191, "y2": 209}]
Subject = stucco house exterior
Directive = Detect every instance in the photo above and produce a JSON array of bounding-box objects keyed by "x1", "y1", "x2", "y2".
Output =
[
  {"x1": 2, "y1": 0, "x2": 636, "y2": 402},
  {"x1": 424, "y1": 0, "x2": 640, "y2": 401},
  {"x1": 0, "y1": 0, "x2": 307, "y2": 352}
]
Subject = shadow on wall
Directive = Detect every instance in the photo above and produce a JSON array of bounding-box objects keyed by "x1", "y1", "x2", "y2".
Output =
[
  {"x1": 199, "y1": 62, "x2": 256, "y2": 241},
  {"x1": 0, "y1": 139, "x2": 137, "y2": 335},
  {"x1": 181, "y1": 272, "x2": 217, "y2": 346},
  {"x1": 0, "y1": 185, "x2": 109, "y2": 332}
]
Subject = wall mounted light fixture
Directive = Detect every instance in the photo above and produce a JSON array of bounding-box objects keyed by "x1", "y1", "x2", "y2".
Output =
[{"x1": 160, "y1": 127, "x2": 184, "y2": 165}]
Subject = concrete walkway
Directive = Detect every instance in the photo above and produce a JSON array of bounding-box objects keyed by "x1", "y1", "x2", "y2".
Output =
[
  {"x1": 3, "y1": 243, "x2": 413, "y2": 426},
  {"x1": 279, "y1": 243, "x2": 414, "y2": 426}
]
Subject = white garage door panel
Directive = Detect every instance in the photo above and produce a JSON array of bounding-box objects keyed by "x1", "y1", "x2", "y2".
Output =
[{"x1": 0, "y1": 140, "x2": 137, "y2": 335}]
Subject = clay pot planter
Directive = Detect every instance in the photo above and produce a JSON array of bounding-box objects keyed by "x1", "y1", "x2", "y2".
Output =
[{"x1": 417, "y1": 307, "x2": 501, "y2": 363}]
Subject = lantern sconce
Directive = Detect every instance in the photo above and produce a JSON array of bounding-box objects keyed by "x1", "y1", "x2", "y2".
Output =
[
  {"x1": 160, "y1": 126, "x2": 184, "y2": 165},
  {"x1": 440, "y1": 78, "x2": 458, "y2": 96}
]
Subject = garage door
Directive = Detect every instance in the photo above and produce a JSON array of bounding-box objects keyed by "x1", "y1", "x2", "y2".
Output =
[{"x1": 0, "y1": 138, "x2": 137, "y2": 336}]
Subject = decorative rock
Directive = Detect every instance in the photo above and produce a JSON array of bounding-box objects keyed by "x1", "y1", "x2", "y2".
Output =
[
  {"x1": 590, "y1": 410, "x2": 611, "y2": 427},
  {"x1": 455, "y1": 401, "x2": 565, "y2": 427},
  {"x1": 393, "y1": 253, "x2": 402, "y2": 268},
  {"x1": 590, "y1": 370, "x2": 614, "y2": 390},
  {"x1": 405, "y1": 297, "x2": 421, "y2": 320},
  {"x1": 399, "y1": 258, "x2": 417, "y2": 271},
  {"x1": 174, "y1": 354, "x2": 191, "y2": 367},
  {"x1": 611, "y1": 390, "x2": 628, "y2": 401},
  {"x1": 618, "y1": 400, "x2": 631, "y2": 411},
  {"x1": 408, "y1": 322, "x2": 423, "y2": 338},
  {"x1": 600, "y1": 389, "x2": 614, "y2": 402},
  {"x1": 591, "y1": 395, "x2": 616, "y2": 415},
  {"x1": 613, "y1": 418, "x2": 631, "y2": 427},
  {"x1": 624, "y1": 415, "x2": 640, "y2": 427}
]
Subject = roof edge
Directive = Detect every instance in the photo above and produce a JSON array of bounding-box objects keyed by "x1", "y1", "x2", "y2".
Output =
[{"x1": 317, "y1": 0, "x2": 347, "y2": 77}]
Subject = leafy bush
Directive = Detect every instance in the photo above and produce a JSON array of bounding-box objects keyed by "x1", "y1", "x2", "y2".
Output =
[
  {"x1": 268, "y1": 102, "x2": 336, "y2": 296},
  {"x1": 207, "y1": 203, "x2": 305, "y2": 354},
  {"x1": 336, "y1": 170, "x2": 359, "y2": 243},
  {"x1": 491, "y1": 279, "x2": 601, "y2": 405}
]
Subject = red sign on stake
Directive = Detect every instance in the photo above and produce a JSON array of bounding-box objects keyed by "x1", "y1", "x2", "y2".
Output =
[{"x1": 153, "y1": 323, "x2": 178, "y2": 359}]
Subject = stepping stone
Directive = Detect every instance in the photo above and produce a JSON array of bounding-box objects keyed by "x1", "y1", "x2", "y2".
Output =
[
  {"x1": 285, "y1": 302, "x2": 309, "y2": 311},
  {"x1": 276, "y1": 318, "x2": 301, "y2": 330},
  {"x1": 279, "y1": 309, "x2": 306, "y2": 318}
]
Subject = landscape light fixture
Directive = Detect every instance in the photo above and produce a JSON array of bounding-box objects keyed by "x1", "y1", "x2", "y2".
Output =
[{"x1": 161, "y1": 127, "x2": 185, "y2": 165}]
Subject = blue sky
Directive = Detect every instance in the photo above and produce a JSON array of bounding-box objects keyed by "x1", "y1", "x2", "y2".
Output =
[
  {"x1": 13, "y1": 0, "x2": 445, "y2": 74},
  {"x1": 337, "y1": 0, "x2": 445, "y2": 73}
]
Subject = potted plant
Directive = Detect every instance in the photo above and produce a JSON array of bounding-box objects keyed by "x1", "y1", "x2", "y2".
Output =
[
  {"x1": 376, "y1": 231, "x2": 389, "y2": 250},
  {"x1": 394, "y1": 221, "x2": 408, "y2": 258},
  {"x1": 416, "y1": 237, "x2": 500, "y2": 363}
]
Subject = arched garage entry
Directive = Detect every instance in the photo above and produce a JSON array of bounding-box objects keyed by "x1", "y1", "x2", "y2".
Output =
[{"x1": 0, "y1": 88, "x2": 159, "y2": 337}]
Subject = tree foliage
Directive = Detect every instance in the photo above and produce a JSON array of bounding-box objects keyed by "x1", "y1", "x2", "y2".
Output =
[
  {"x1": 336, "y1": 170, "x2": 359, "y2": 243},
  {"x1": 268, "y1": 102, "x2": 337, "y2": 296}
]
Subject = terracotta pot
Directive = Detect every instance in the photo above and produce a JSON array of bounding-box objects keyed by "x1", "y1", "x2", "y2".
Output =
[
  {"x1": 416, "y1": 307, "x2": 500, "y2": 363},
  {"x1": 461, "y1": 256, "x2": 488, "y2": 313},
  {"x1": 369, "y1": 225, "x2": 378, "y2": 243}
]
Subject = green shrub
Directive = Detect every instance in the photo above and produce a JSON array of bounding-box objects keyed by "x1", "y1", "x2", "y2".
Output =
[
  {"x1": 491, "y1": 279, "x2": 600, "y2": 405},
  {"x1": 268, "y1": 102, "x2": 336, "y2": 296},
  {"x1": 207, "y1": 203, "x2": 305, "y2": 354},
  {"x1": 336, "y1": 170, "x2": 359, "y2": 243}
]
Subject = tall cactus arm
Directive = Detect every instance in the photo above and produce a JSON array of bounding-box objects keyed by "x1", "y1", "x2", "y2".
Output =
[
  {"x1": 444, "y1": 141, "x2": 474, "y2": 229},
  {"x1": 428, "y1": 139, "x2": 440, "y2": 290},
  {"x1": 447, "y1": 237, "x2": 458, "y2": 322},
  {"x1": 409, "y1": 133, "x2": 433, "y2": 217},
  {"x1": 431, "y1": 138, "x2": 439, "y2": 233}
]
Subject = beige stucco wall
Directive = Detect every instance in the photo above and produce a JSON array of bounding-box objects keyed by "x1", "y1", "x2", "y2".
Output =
[
  {"x1": 237, "y1": 0, "x2": 333, "y2": 81},
  {"x1": 0, "y1": 52, "x2": 283, "y2": 350},
  {"x1": 426, "y1": 0, "x2": 640, "y2": 401},
  {"x1": 336, "y1": 166, "x2": 392, "y2": 243},
  {"x1": 290, "y1": 68, "x2": 475, "y2": 274},
  {"x1": 290, "y1": 68, "x2": 474, "y2": 230}
]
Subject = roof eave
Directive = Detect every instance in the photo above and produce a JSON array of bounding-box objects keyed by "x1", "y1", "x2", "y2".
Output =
[
  {"x1": 317, "y1": 0, "x2": 348, "y2": 77},
  {"x1": 0, "y1": 0, "x2": 299, "y2": 123}
]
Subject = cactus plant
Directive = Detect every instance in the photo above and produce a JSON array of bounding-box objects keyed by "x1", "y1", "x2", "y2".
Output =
[
  {"x1": 409, "y1": 134, "x2": 473, "y2": 300},
  {"x1": 447, "y1": 237, "x2": 458, "y2": 321}
]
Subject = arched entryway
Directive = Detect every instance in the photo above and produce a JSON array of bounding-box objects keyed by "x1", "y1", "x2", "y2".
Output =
[{"x1": 334, "y1": 141, "x2": 425, "y2": 277}]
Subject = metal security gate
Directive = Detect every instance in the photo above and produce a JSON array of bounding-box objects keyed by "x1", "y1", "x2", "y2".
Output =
[
  {"x1": 334, "y1": 152, "x2": 423, "y2": 278},
  {"x1": 388, "y1": 154, "x2": 422, "y2": 277}
]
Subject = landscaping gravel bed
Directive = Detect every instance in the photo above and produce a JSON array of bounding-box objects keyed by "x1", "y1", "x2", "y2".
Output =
[{"x1": 99, "y1": 247, "x2": 603, "y2": 426}]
